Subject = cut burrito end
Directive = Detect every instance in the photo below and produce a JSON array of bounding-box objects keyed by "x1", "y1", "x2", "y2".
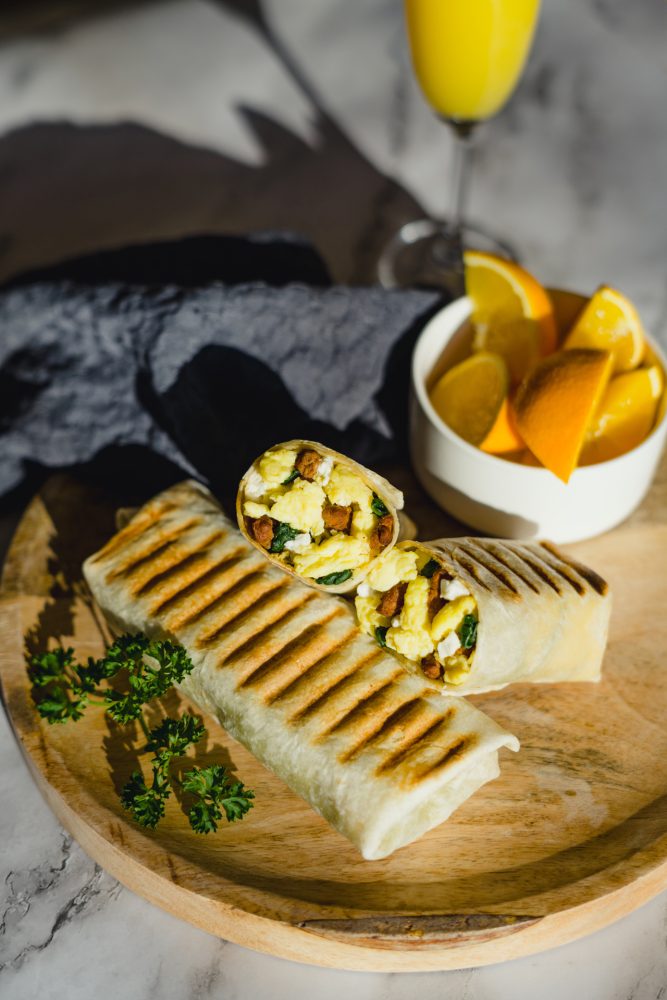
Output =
[
  {"x1": 355, "y1": 542, "x2": 480, "y2": 689},
  {"x1": 83, "y1": 480, "x2": 519, "y2": 860},
  {"x1": 355, "y1": 539, "x2": 611, "y2": 696},
  {"x1": 237, "y1": 441, "x2": 403, "y2": 593}
]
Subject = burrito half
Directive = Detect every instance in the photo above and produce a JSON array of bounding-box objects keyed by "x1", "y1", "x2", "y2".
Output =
[
  {"x1": 354, "y1": 539, "x2": 611, "y2": 696},
  {"x1": 236, "y1": 441, "x2": 403, "y2": 593},
  {"x1": 84, "y1": 481, "x2": 518, "y2": 860}
]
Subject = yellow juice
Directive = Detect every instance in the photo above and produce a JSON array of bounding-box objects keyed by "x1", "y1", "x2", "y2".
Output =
[{"x1": 404, "y1": 0, "x2": 541, "y2": 122}]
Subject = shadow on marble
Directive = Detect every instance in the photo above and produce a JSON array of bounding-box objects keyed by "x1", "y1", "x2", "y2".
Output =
[{"x1": 0, "y1": 106, "x2": 424, "y2": 287}]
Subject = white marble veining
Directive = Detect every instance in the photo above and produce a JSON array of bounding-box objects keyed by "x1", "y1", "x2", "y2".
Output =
[{"x1": 1, "y1": 0, "x2": 667, "y2": 995}]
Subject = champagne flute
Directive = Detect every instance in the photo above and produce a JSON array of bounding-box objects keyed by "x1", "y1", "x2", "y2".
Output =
[{"x1": 378, "y1": 0, "x2": 542, "y2": 295}]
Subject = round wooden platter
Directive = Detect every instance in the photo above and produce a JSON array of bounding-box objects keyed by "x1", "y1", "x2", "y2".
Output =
[{"x1": 1, "y1": 461, "x2": 667, "y2": 973}]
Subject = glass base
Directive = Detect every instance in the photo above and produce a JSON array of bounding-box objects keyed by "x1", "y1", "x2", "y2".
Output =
[{"x1": 377, "y1": 218, "x2": 519, "y2": 296}]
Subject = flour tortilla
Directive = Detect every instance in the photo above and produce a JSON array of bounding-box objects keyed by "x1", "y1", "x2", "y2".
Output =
[
  {"x1": 236, "y1": 440, "x2": 404, "y2": 594},
  {"x1": 83, "y1": 481, "x2": 518, "y2": 860},
  {"x1": 400, "y1": 538, "x2": 611, "y2": 696}
]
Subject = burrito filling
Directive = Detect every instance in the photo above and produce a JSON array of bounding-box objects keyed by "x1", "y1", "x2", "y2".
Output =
[
  {"x1": 354, "y1": 545, "x2": 478, "y2": 686},
  {"x1": 242, "y1": 446, "x2": 394, "y2": 584}
]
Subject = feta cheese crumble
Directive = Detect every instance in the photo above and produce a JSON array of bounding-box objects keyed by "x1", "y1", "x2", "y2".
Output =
[
  {"x1": 284, "y1": 532, "x2": 312, "y2": 553},
  {"x1": 315, "y1": 455, "x2": 334, "y2": 486},
  {"x1": 440, "y1": 578, "x2": 471, "y2": 601},
  {"x1": 437, "y1": 631, "x2": 462, "y2": 660},
  {"x1": 245, "y1": 468, "x2": 267, "y2": 500}
]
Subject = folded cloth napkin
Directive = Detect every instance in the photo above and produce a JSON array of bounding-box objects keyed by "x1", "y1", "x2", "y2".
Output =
[{"x1": 0, "y1": 236, "x2": 441, "y2": 502}]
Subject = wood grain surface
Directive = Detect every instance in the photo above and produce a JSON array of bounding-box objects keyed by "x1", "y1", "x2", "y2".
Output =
[{"x1": 1, "y1": 456, "x2": 666, "y2": 971}]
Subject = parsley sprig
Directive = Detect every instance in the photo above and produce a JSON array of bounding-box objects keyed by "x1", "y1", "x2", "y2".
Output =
[
  {"x1": 183, "y1": 765, "x2": 255, "y2": 833},
  {"x1": 27, "y1": 635, "x2": 254, "y2": 835}
]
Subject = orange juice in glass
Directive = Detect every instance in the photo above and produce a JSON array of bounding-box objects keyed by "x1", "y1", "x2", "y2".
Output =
[
  {"x1": 378, "y1": 0, "x2": 542, "y2": 292},
  {"x1": 405, "y1": 0, "x2": 541, "y2": 123}
]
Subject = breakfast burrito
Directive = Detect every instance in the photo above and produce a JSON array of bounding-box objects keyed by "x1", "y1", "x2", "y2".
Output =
[
  {"x1": 354, "y1": 539, "x2": 611, "y2": 696},
  {"x1": 83, "y1": 481, "x2": 518, "y2": 860},
  {"x1": 236, "y1": 441, "x2": 403, "y2": 593}
]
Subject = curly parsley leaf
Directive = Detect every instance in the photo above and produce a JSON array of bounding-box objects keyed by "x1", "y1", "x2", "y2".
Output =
[
  {"x1": 28, "y1": 647, "x2": 93, "y2": 724},
  {"x1": 281, "y1": 469, "x2": 300, "y2": 485},
  {"x1": 104, "y1": 638, "x2": 195, "y2": 723},
  {"x1": 374, "y1": 625, "x2": 389, "y2": 648},
  {"x1": 458, "y1": 614, "x2": 478, "y2": 650},
  {"x1": 120, "y1": 764, "x2": 171, "y2": 829},
  {"x1": 269, "y1": 521, "x2": 300, "y2": 554},
  {"x1": 315, "y1": 569, "x2": 353, "y2": 586},
  {"x1": 370, "y1": 493, "x2": 389, "y2": 518},
  {"x1": 182, "y1": 765, "x2": 255, "y2": 834},
  {"x1": 26, "y1": 632, "x2": 254, "y2": 834},
  {"x1": 145, "y1": 714, "x2": 206, "y2": 759},
  {"x1": 420, "y1": 559, "x2": 440, "y2": 579}
]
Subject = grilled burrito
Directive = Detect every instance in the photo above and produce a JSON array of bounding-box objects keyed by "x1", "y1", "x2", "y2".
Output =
[
  {"x1": 236, "y1": 441, "x2": 403, "y2": 593},
  {"x1": 354, "y1": 539, "x2": 611, "y2": 696},
  {"x1": 83, "y1": 481, "x2": 519, "y2": 860}
]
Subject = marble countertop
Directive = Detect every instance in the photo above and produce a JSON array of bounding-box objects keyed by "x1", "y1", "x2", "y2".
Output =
[{"x1": 1, "y1": 0, "x2": 667, "y2": 996}]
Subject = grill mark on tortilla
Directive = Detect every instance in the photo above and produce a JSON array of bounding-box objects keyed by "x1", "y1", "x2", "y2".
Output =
[
  {"x1": 89, "y1": 503, "x2": 179, "y2": 563},
  {"x1": 170, "y1": 570, "x2": 277, "y2": 634},
  {"x1": 152, "y1": 549, "x2": 249, "y2": 618},
  {"x1": 539, "y1": 542, "x2": 608, "y2": 595},
  {"x1": 375, "y1": 712, "x2": 456, "y2": 774},
  {"x1": 324, "y1": 684, "x2": 406, "y2": 736},
  {"x1": 271, "y1": 643, "x2": 381, "y2": 709},
  {"x1": 196, "y1": 580, "x2": 297, "y2": 649},
  {"x1": 456, "y1": 543, "x2": 521, "y2": 597},
  {"x1": 511, "y1": 550, "x2": 562, "y2": 594},
  {"x1": 218, "y1": 593, "x2": 320, "y2": 668},
  {"x1": 239, "y1": 619, "x2": 356, "y2": 696},
  {"x1": 291, "y1": 661, "x2": 397, "y2": 725},
  {"x1": 130, "y1": 531, "x2": 225, "y2": 596},
  {"x1": 451, "y1": 555, "x2": 493, "y2": 592},
  {"x1": 479, "y1": 542, "x2": 541, "y2": 594},
  {"x1": 412, "y1": 735, "x2": 473, "y2": 782},
  {"x1": 529, "y1": 546, "x2": 585, "y2": 595},
  {"x1": 105, "y1": 518, "x2": 202, "y2": 581},
  {"x1": 338, "y1": 698, "x2": 424, "y2": 763},
  {"x1": 313, "y1": 676, "x2": 404, "y2": 742}
]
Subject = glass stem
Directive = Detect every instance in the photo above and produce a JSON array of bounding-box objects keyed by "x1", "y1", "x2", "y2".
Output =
[
  {"x1": 447, "y1": 120, "x2": 475, "y2": 237},
  {"x1": 431, "y1": 119, "x2": 476, "y2": 297}
]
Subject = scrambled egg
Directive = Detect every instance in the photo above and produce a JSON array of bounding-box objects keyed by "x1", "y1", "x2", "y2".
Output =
[
  {"x1": 386, "y1": 626, "x2": 434, "y2": 661},
  {"x1": 430, "y1": 595, "x2": 476, "y2": 642},
  {"x1": 350, "y1": 505, "x2": 376, "y2": 539},
  {"x1": 366, "y1": 548, "x2": 418, "y2": 592},
  {"x1": 355, "y1": 594, "x2": 390, "y2": 634},
  {"x1": 258, "y1": 448, "x2": 298, "y2": 488},
  {"x1": 269, "y1": 479, "x2": 326, "y2": 536},
  {"x1": 243, "y1": 500, "x2": 270, "y2": 518},
  {"x1": 325, "y1": 465, "x2": 372, "y2": 510},
  {"x1": 386, "y1": 576, "x2": 434, "y2": 660},
  {"x1": 443, "y1": 654, "x2": 472, "y2": 685},
  {"x1": 292, "y1": 534, "x2": 370, "y2": 578}
]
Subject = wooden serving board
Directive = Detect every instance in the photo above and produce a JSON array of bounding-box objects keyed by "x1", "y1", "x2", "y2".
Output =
[{"x1": 1, "y1": 461, "x2": 667, "y2": 972}]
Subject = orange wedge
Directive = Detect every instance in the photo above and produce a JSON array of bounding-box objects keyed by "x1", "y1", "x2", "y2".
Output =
[
  {"x1": 550, "y1": 288, "x2": 586, "y2": 342},
  {"x1": 480, "y1": 396, "x2": 525, "y2": 454},
  {"x1": 464, "y1": 250, "x2": 558, "y2": 384},
  {"x1": 430, "y1": 351, "x2": 509, "y2": 446},
  {"x1": 563, "y1": 285, "x2": 645, "y2": 373},
  {"x1": 579, "y1": 365, "x2": 664, "y2": 465},
  {"x1": 514, "y1": 349, "x2": 613, "y2": 482}
]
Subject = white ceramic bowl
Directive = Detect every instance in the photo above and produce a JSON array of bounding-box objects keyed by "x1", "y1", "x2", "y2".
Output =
[{"x1": 410, "y1": 294, "x2": 667, "y2": 542}]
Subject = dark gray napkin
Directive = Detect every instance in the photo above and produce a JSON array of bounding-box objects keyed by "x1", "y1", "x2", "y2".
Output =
[{"x1": 0, "y1": 276, "x2": 440, "y2": 501}]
